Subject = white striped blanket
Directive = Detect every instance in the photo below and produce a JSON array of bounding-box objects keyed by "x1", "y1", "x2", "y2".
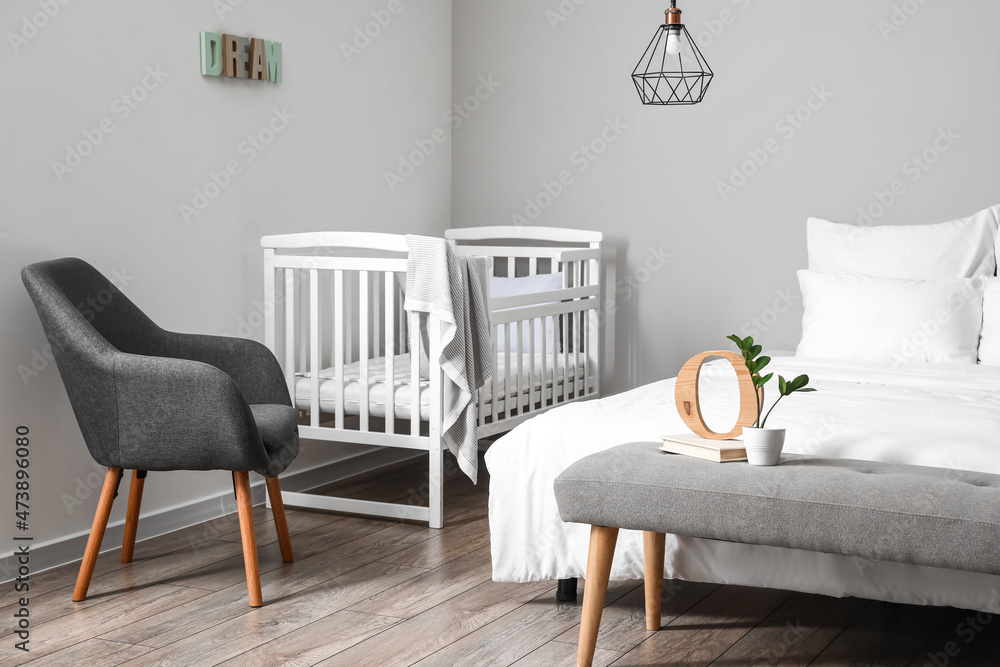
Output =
[{"x1": 404, "y1": 235, "x2": 494, "y2": 484}]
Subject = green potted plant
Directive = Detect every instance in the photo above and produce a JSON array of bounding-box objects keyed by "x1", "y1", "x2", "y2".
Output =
[{"x1": 727, "y1": 334, "x2": 816, "y2": 466}]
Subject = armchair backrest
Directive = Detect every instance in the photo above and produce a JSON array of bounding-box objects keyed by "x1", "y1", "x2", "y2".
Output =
[{"x1": 21, "y1": 258, "x2": 159, "y2": 465}]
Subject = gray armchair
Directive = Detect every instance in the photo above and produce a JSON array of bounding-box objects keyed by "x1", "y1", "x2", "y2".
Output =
[{"x1": 22, "y1": 257, "x2": 300, "y2": 608}]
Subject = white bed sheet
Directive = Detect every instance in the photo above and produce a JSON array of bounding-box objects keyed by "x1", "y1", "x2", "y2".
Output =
[
  {"x1": 294, "y1": 353, "x2": 584, "y2": 421},
  {"x1": 485, "y1": 357, "x2": 1000, "y2": 612}
]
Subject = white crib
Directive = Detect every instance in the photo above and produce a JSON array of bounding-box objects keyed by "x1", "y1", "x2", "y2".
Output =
[{"x1": 260, "y1": 226, "x2": 605, "y2": 528}]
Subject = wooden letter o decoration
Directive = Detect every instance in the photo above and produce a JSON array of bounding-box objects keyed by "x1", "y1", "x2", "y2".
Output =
[{"x1": 674, "y1": 350, "x2": 761, "y2": 440}]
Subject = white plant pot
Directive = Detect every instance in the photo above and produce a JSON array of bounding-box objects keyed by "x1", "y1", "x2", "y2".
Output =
[{"x1": 742, "y1": 427, "x2": 786, "y2": 466}]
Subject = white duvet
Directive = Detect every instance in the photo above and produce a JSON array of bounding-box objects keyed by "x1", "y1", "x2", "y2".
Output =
[{"x1": 485, "y1": 357, "x2": 1000, "y2": 612}]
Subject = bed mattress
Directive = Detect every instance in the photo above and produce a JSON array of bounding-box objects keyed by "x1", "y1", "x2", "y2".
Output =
[
  {"x1": 485, "y1": 357, "x2": 1000, "y2": 613},
  {"x1": 293, "y1": 353, "x2": 584, "y2": 420}
]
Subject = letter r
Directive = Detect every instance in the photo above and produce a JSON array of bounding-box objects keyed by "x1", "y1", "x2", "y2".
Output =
[{"x1": 222, "y1": 34, "x2": 244, "y2": 78}]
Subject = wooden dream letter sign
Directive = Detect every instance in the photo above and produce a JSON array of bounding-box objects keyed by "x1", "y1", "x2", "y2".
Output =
[
  {"x1": 674, "y1": 350, "x2": 760, "y2": 440},
  {"x1": 201, "y1": 32, "x2": 282, "y2": 83},
  {"x1": 222, "y1": 33, "x2": 246, "y2": 78},
  {"x1": 249, "y1": 38, "x2": 268, "y2": 81}
]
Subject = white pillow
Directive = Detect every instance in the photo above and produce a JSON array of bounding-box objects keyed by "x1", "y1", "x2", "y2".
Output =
[
  {"x1": 796, "y1": 270, "x2": 985, "y2": 367},
  {"x1": 978, "y1": 279, "x2": 1000, "y2": 365},
  {"x1": 807, "y1": 205, "x2": 1000, "y2": 280},
  {"x1": 490, "y1": 272, "x2": 563, "y2": 354}
]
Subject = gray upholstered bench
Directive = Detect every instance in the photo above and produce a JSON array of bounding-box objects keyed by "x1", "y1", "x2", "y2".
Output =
[{"x1": 554, "y1": 441, "x2": 1000, "y2": 667}]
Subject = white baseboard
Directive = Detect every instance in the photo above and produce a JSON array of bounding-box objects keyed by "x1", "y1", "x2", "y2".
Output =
[{"x1": 0, "y1": 447, "x2": 419, "y2": 583}]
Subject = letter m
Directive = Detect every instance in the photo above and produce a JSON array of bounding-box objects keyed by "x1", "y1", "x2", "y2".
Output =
[{"x1": 265, "y1": 40, "x2": 282, "y2": 83}]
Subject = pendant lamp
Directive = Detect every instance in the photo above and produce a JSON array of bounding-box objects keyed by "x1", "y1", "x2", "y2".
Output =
[{"x1": 632, "y1": 1, "x2": 714, "y2": 105}]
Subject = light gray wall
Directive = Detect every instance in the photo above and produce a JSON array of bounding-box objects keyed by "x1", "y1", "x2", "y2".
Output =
[
  {"x1": 0, "y1": 0, "x2": 451, "y2": 572},
  {"x1": 452, "y1": 0, "x2": 1000, "y2": 392}
]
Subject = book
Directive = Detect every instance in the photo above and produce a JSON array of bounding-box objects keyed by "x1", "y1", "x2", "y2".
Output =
[{"x1": 660, "y1": 434, "x2": 747, "y2": 463}]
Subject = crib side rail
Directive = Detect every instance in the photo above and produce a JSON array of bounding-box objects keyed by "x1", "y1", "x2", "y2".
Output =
[
  {"x1": 263, "y1": 248, "x2": 443, "y2": 445},
  {"x1": 462, "y1": 240, "x2": 603, "y2": 431},
  {"x1": 261, "y1": 231, "x2": 408, "y2": 252},
  {"x1": 445, "y1": 225, "x2": 602, "y2": 245}
]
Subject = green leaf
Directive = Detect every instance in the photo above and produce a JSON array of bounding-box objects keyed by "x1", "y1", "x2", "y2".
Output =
[
  {"x1": 758, "y1": 372, "x2": 773, "y2": 386},
  {"x1": 778, "y1": 376, "x2": 787, "y2": 395},
  {"x1": 743, "y1": 336, "x2": 754, "y2": 348},
  {"x1": 749, "y1": 344, "x2": 762, "y2": 360},
  {"x1": 726, "y1": 334, "x2": 743, "y2": 349},
  {"x1": 790, "y1": 374, "x2": 809, "y2": 392},
  {"x1": 796, "y1": 387, "x2": 818, "y2": 393},
  {"x1": 753, "y1": 356, "x2": 771, "y2": 373}
]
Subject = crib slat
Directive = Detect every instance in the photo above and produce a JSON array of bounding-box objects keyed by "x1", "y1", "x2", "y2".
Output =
[
  {"x1": 478, "y1": 365, "x2": 487, "y2": 428},
  {"x1": 478, "y1": 265, "x2": 488, "y2": 429},
  {"x1": 574, "y1": 309, "x2": 581, "y2": 399},
  {"x1": 504, "y1": 323, "x2": 511, "y2": 417},
  {"x1": 588, "y1": 251, "x2": 601, "y2": 398},
  {"x1": 541, "y1": 314, "x2": 548, "y2": 407},
  {"x1": 528, "y1": 318, "x2": 536, "y2": 412},
  {"x1": 373, "y1": 271, "x2": 381, "y2": 357},
  {"x1": 385, "y1": 272, "x2": 395, "y2": 435},
  {"x1": 516, "y1": 320, "x2": 524, "y2": 415},
  {"x1": 561, "y1": 267, "x2": 569, "y2": 403},
  {"x1": 562, "y1": 311, "x2": 570, "y2": 404},
  {"x1": 529, "y1": 257, "x2": 537, "y2": 276},
  {"x1": 576, "y1": 260, "x2": 584, "y2": 393},
  {"x1": 359, "y1": 271, "x2": 370, "y2": 432},
  {"x1": 309, "y1": 269, "x2": 320, "y2": 427},
  {"x1": 393, "y1": 290, "x2": 406, "y2": 354},
  {"x1": 344, "y1": 271, "x2": 354, "y2": 364},
  {"x1": 284, "y1": 269, "x2": 296, "y2": 403},
  {"x1": 552, "y1": 314, "x2": 560, "y2": 405},
  {"x1": 298, "y1": 273, "x2": 308, "y2": 372},
  {"x1": 507, "y1": 256, "x2": 515, "y2": 278},
  {"x1": 582, "y1": 261, "x2": 590, "y2": 397},
  {"x1": 492, "y1": 325, "x2": 500, "y2": 423},
  {"x1": 334, "y1": 269, "x2": 345, "y2": 430},
  {"x1": 410, "y1": 311, "x2": 421, "y2": 436},
  {"x1": 582, "y1": 308, "x2": 590, "y2": 397}
]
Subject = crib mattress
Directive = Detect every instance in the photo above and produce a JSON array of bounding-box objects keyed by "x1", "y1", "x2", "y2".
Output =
[{"x1": 292, "y1": 353, "x2": 585, "y2": 421}]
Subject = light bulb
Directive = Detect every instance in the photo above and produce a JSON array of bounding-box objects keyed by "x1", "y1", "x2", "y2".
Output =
[{"x1": 665, "y1": 31, "x2": 683, "y2": 55}]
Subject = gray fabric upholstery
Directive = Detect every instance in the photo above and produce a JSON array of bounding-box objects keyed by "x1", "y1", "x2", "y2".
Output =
[
  {"x1": 249, "y1": 404, "x2": 300, "y2": 454},
  {"x1": 21, "y1": 258, "x2": 299, "y2": 477},
  {"x1": 554, "y1": 442, "x2": 1000, "y2": 576}
]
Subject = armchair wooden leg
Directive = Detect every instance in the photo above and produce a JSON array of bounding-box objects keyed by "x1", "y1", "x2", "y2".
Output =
[
  {"x1": 73, "y1": 467, "x2": 121, "y2": 602},
  {"x1": 265, "y1": 476, "x2": 294, "y2": 563},
  {"x1": 233, "y1": 471, "x2": 263, "y2": 608},
  {"x1": 120, "y1": 470, "x2": 146, "y2": 564},
  {"x1": 643, "y1": 531, "x2": 666, "y2": 631},
  {"x1": 577, "y1": 525, "x2": 618, "y2": 667}
]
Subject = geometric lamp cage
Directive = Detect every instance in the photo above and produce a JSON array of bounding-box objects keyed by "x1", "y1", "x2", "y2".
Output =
[{"x1": 632, "y1": 1, "x2": 714, "y2": 105}]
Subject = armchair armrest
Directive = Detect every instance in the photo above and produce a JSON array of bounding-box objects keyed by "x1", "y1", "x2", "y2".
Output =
[
  {"x1": 154, "y1": 331, "x2": 291, "y2": 407},
  {"x1": 113, "y1": 353, "x2": 272, "y2": 474}
]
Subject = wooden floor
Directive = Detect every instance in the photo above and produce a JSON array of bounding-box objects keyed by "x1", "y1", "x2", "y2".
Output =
[{"x1": 5, "y1": 455, "x2": 1000, "y2": 667}]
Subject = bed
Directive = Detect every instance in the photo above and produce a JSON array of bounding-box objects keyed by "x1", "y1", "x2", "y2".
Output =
[
  {"x1": 261, "y1": 226, "x2": 606, "y2": 528},
  {"x1": 486, "y1": 204, "x2": 1000, "y2": 612},
  {"x1": 486, "y1": 356, "x2": 1000, "y2": 612}
]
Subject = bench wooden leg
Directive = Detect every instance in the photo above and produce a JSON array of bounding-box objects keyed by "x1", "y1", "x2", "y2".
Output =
[
  {"x1": 578, "y1": 525, "x2": 618, "y2": 667},
  {"x1": 643, "y1": 531, "x2": 666, "y2": 631}
]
